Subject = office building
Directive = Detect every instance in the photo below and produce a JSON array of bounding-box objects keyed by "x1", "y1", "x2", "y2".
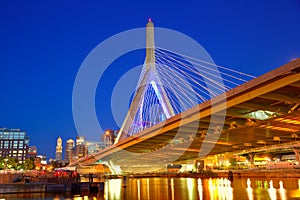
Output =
[
  {"x1": 65, "y1": 139, "x2": 74, "y2": 163},
  {"x1": 85, "y1": 141, "x2": 102, "y2": 155},
  {"x1": 28, "y1": 146, "x2": 37, "y2": 158},
  {"x1": 0, "y1": 128, "x2": 29, "y2": 162},
  {"x1": 76, "y1": 136, "x2": 85, "y2": 145},
  {"x1": 102, "y1": 129, "x2": 116, "y2": 148}
]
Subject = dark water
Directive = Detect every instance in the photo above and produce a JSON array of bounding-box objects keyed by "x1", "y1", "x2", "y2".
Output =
[{"x1": 1, "y1": 177, "x2": 300, "y2": 199}]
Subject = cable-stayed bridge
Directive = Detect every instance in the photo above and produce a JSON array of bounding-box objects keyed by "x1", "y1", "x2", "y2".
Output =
[
  {"x1": 116, "y1": 19, "x2": 254, "y2": 143},
  {"x1": 70, "y1": 20, "x2": 300, "y2": 173}
]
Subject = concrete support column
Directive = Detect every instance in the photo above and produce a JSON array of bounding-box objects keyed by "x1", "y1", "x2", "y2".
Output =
[
  {"x1": 293, "y1": 149, "x2": 300, "y2": 164},
  {"x1": 249, "y1": 153, "x2": 255, "y2": 168}
]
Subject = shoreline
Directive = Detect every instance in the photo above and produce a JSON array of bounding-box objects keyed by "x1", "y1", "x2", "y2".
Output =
[
  {"x1": 1, "y1": 169, "x2": 300, "y2": 194},
  {"x1": 0, "y1": 182, "x2": 103, "y2": 194}
]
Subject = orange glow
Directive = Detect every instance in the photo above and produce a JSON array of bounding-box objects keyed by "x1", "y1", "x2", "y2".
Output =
[
  {"x1": 275, "y1": 118, "x2": 300, "y2": 125},
  {"x1": 259, "y1": 124, "x2": 299, "y2": 132}
]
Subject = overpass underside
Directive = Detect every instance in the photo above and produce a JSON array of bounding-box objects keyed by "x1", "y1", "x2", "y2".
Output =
[{"x1": 72, "y1": 59, "x2": 300, "y2": 173}]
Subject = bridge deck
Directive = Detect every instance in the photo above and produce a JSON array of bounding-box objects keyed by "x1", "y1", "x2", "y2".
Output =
[{"x1": 71, "y1": 58, "x2": 300, "y2": 168}]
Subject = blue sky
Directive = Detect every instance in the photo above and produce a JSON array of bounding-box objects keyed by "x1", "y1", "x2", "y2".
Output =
[{"x1": 0, "y1": 1, "x2": 299, "y2": 158}]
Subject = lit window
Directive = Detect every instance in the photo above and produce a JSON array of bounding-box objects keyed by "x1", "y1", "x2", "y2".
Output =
[
  {"x1": 13, "y1": 133, "x2": 20, "y2": 139},
  {"x1": 19, "y1": 132, "x2": 25, "y2": 139},
  {"x1": 4, "y1": 141, "x2": 8, "y2": 149}
]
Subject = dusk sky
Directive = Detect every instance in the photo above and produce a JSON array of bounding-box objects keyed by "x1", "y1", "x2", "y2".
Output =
[{"x1": 0, "y1": 1, "x2": 300, "y2": 158}]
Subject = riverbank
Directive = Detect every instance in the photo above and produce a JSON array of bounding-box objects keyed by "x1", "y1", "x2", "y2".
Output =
[
  {"x1": 0, "y1": 182, "x2": 103, "y2": 194},
  {"x1": 1, "y1": 169, "x2": 300, "y2": 194}
]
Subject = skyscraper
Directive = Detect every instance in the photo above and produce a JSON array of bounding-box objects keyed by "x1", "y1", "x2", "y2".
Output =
[
  {"x1": 76, "y1": 136, "x2": 85, "y2": 146},
  {"x1": 75, "y1": 136, "x2": 85, "y2": 159},
  {"x1": 65, "y1": 139, "x2": 74, "y2": 163},
  {"x1": 55, "y1": 136, "x2": 63, "y2": 161}
]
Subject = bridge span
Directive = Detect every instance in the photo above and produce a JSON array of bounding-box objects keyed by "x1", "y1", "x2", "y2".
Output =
[{"x1": 70, "y1": 58, "x2": 300, "y2": 173}]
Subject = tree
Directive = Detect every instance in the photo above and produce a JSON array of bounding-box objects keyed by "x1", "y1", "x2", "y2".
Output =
[
  {"x1": 24, "y1": 158, "x2": 35, "y2": 170},
  {"x1": 6, "y1": 157, "x2": 18, "y2": 169},
  {"x1": 50, "y1": 160, "x2": 61, "y2": 169},
  {"x1": 0, "y1": 157, "x2": 4, "y2": 170}
]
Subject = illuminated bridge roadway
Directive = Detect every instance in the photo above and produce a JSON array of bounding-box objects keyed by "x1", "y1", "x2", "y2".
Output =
[{"x1": 70, "y1": 58, "x2": 300, "y2": 173}]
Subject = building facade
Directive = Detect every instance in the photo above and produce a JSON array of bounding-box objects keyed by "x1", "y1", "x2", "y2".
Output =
[
  {"x1": 0, "y1": 128, "x2": 29, "y2": 162},
  {"x1": 65, "y1": 139, "x2": 74, "y2": 163},
  {"x1": 55, "y1": 136, "x2": 63, "y2": 161},
  {"x1": 75, "y1": 144, "x2": 85, "y2": 159},
  {"x1": 76, "y1": 136, "x2": 85, "y2": 146},
  {"x1": 85, "y1": 141, "x2": 103, "y2": 155},
  {"x1": 75, "y1": 136, "x2": 85, "y2": 159},
  {"x1": 102, "y1": 129, "x2": 116, "y2": 148},
  {"x1": 28, "y1": 146, "x2": 37, "y2": 158}
]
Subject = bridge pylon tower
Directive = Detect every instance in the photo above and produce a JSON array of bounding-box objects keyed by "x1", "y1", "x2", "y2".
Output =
[{"x1": 115, "y1": 19, "x2": 175, "y2": 143}]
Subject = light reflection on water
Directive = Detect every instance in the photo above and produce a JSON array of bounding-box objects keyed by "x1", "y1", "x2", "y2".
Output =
[
  {"x1": 198, "y1": 178, "x2": 203, "y2": 200},
  {"x1": 105, "y1": 178, "x2": 121, "y2": 200},
  {"x1": 2, "y1": 177, "x2": 300, "y2": 199},
  {"x1": 279, "y1": 181, "x2": 287, "y2": 200},
  {"x1": 246, "y1": 178, "x2": 253, "y2": 200}
]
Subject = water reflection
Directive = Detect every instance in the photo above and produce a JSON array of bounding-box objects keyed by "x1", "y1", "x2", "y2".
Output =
[
  {"x1": 137, "y1": 179, "x2": 140, "y2": 200},
  {"x1": 105, "y1": 178, "x2": 122, "y2": 200},
  {"x1": 146, "y1": 178, "x2": 150, "y2": 200},
  {"x1": 268, "y1": 180, "x2": 276, "y2": 200},
  {"x1": 279, "y1": 181, "x2": 287, "y2": 200},
  {"x1": 73, "y1": 196, "x2": 93, "y2": 200},
  {"x1": 171, "y1": 178, "x2": 175, "y2": 200},
  {"x1": 198, "y1": 178, "x2": 203, "y2": 200},
  {"x1": 208, "y1": 178, "x2": 233, "y2": 200},
  {"x1": 187, "y1": 178, "x2": 196, "y2": 200},
  {"x1": 246, "y1": 178, "x2": 253, "y2": 200},
  {"x1": 1, "y1": 177, "x2": 300, "y2": 199}
]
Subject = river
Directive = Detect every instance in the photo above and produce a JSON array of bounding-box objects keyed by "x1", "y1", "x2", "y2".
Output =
[{"x1": 1, "y1": 177, "x2": 300, "y2": 199}]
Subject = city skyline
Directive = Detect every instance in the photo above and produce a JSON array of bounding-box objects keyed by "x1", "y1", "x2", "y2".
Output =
[{"x1": 0, "y1": 1, "x2": 300, "y2": 158}]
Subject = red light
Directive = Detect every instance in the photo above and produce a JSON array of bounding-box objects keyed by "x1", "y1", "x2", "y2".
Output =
[{"x1": 148, "y1": 18, "x2": 152, "y2": 22}]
